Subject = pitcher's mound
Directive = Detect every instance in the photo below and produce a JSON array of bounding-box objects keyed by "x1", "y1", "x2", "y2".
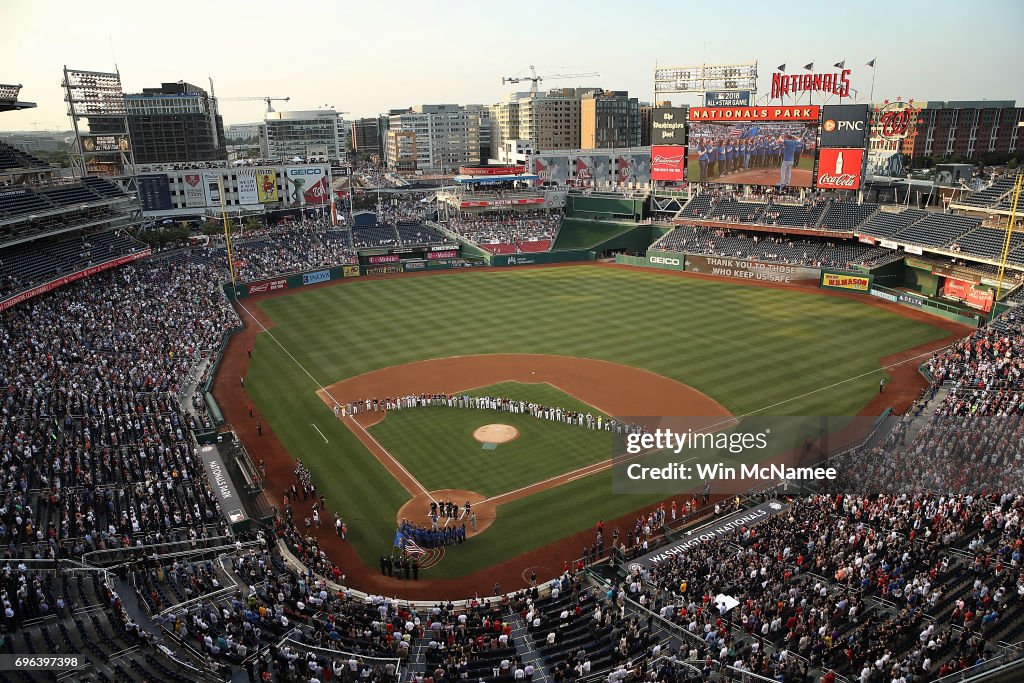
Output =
[{"x1": 473, "y1": 424, "x2": 519, "y2": 444}]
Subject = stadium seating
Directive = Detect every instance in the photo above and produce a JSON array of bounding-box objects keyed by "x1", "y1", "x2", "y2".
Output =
[
  {"x1": 0, "y1": 139, "x2": 49, "y2": 171},
  {"x1": 0, "y1": 230, "x2": 146, "y2": 297},
  {"x1": 444, "y1": 213, "x2": 561, "y2": 253},
  {"x1": 817, "y1": 200, "x2": 879, "y2": 233},
  {"x1": 953, "y1": 227, "x2": 1024, "y2": 264},
  {"x1": 896, "y1": 213, "x2": 981, "y2": 248},
  {"x1": 351, "y1": 224, "x2": 400, "y2": 248},
  {"x1": 395, "y1": 220, "x2": 448, "y2": 246},
  {"x1": 956, "y1": 172, "x2": 1021, "y2": 208},
  {"x1": 858, "y1": 208, "x2": 928, "y2": 238}
]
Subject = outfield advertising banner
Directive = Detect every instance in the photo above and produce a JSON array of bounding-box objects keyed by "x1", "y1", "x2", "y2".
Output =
[
  {"x1": 816, "y1": 148, "x2": 865, "y2": 190},
  {"x1": 137, "y1": 174, "x2": 172, "y2": 211},
  {"x1": 343, "y1": 265, "x2": 361, "y2": 278},
  {"x1": 364, "y1": 265, "x2": 403, "y2": 275},
  {"x1": 236, "y1": 170, "x2": 259, "y2": 205},
  {"x1": 302, "y1": 270, "x2": 331, "y2": 285},
  {"x1": 650, "y1": 146, "x2": 686, "y2": 181},
  {"x1": 651, "y1": 108, "x2": 687, "y2": 145},
  {"x1": 821, "y1": 271, "x2": 871, "y2": 291},
  {"x1": 182, "y1": 174, "x2": 205, "y2": 207},
  {"x1": 685, "y1": 254, "x2": 820, "y2": 283},
  {"x1": 256, "y1": 170, "x2": 278, "y2": 203},
  {"x1": 367, "y1": 254, "x2": 401, "y2": 264},
  {"x1": 644, "y1": 250, "x2": 686, "y2": 270},
  {"x1": 819, "y1": 104, "x2": 870, "y2": 148},
  {"x1": 247, "y1": 278, "x2": 289, "y2": 295},
  {"x1": 942, "y1": 277, "x2": 994, "y2": 312},
  {"x1": 202, "y1": 172, "x2": 222, "y2": 207},
  {"x1": 285, "y1": 165, "x2": 330, "y2": 206}
]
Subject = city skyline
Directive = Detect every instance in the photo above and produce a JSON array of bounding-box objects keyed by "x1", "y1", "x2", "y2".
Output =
[{"x1": 2, "y1": 0, "x2": 1023, "y2": 131}]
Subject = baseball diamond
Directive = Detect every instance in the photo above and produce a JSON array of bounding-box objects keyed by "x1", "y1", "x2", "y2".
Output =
[{"x1": 229, "y1": 264, "x2": 960, "y2": 583}]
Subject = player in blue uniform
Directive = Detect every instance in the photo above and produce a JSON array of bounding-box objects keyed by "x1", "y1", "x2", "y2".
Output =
[{"x1": 778, "y1": 134, "x2": 800, "y2": 188}]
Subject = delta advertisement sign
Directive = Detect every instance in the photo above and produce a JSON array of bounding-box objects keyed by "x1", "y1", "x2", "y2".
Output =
[
  {"x1": 942, "y1": 277, "x2": 994, "y2": 312},
  {"x1": 650, "y1": 146, "x2": 686, "y2": 182},
  {"x1": 816, "y1": 148, "x2": 865, "y2": 190}
]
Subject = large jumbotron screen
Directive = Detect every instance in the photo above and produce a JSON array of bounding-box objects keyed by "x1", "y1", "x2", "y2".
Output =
[{"x1": 686, "y1": 106, "x2": 819, "y2": 188}]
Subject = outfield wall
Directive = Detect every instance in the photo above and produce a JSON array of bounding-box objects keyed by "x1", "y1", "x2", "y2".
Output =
[
  {"x1": 489, "y1": 250, "x2": 595, "y2": 267},
  {"x1": 566, "y1": 195, "x2": 645, "y2": 220},
  {"x1": 616, "y1": 252, "x2": 822, "y2": 284},
  {"x1": 225, "y1": 264, "x2": 363, "y2": 299}
]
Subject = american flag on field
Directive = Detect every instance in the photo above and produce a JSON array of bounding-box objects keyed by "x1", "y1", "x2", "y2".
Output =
[
  {"x1": 727, "y1": 127, "x2": 743, "y2": 138},
  {"x1": 404, "y1": 539, "x2": 426, "y2": 556}
]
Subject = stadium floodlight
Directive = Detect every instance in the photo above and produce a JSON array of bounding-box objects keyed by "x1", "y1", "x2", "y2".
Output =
[{"x1": 655, "y1": 62, "x2": 758, "y2": 94}]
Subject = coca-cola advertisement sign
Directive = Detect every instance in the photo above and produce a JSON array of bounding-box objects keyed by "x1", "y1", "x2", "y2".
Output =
[
  {"x1": 816, "y1": 148, "x2": 864, "y2": 190},
  {"x1": 650, "y1": 145, "x2": 686, "y2": 181}
]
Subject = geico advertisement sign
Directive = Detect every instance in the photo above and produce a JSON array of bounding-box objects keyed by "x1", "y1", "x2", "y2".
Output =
[
  {"x1": 649, "y1": 255, "x2": 681, "y2": 267},
  {"x1": 286, "y1": 167, "x2": 325, "y2": 177}
]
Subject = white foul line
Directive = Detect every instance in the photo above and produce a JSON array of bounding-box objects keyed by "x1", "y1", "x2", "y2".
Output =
[
  {"x1": 235, "y1": 300, "x2": 434, "y2": 503},
  {"x1": 312, "y1": 423, "x2": 329, "y2": 444}
]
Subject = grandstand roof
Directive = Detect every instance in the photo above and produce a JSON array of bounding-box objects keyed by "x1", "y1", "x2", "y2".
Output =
[{"x1": 0, "y1": 83, "x2": 36, "y2": 113}]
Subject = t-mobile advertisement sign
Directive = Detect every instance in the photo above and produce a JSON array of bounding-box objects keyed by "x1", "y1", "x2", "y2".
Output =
[{"x1": 816, "y1": 148, "x2": 864, "y2": 190}]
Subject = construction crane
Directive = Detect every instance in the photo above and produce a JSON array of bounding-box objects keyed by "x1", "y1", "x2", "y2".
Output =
[
  {"x1": 218, "y1": 96, "x2": 291, "y2": 113},
  {"x1": 502, "y1": 65, "x2": 599, "y2": 96}
]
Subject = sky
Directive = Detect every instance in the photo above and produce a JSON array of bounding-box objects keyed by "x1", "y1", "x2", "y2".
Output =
[{"x1": 2, "y1": 0, "x2": 1023, "y2": 131}]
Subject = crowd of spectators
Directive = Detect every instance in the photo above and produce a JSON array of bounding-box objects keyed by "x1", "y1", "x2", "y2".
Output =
[
  {"x1": 0, "y1": 255, "x2": 238, "y2": 562},
  {"x1": 199, "y1": 219, "x2": 357, "y2": 281},
  {"x1": 445, "y1": 212, "x2": 561, "y2": 250}
]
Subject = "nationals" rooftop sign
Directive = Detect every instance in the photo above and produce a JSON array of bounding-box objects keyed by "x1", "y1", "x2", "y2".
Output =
[{"x1": 772, "y1": 68, "x2": 852, "y2": 100}]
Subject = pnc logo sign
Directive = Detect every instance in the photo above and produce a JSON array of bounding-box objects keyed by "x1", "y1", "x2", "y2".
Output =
[{"x1": 823, "y1": 119, "x2": 865, "y2": 132}]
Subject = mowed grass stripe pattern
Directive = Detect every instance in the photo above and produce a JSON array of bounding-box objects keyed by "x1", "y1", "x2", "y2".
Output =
[
  {"x1": 368, "y1": 383, "x2": 611, "y2": 496},
  {"x1": 245, "y1": 266, "x2": 951, "y2": 574}
]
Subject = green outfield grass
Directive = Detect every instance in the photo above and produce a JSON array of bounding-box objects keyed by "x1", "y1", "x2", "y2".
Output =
[
  {"x1": 368, "y1": 382, "x2": 610, "y2": 496},
  {"x1": 243, "y1": 264, "x2": 953, "y2": 577}
]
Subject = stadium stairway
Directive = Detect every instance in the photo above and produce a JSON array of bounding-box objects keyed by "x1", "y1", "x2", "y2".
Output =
[
  {"x1": 904, "y1": 384, "x2": 952, "y2": 443},
  {"x1": 508, "y1": 613, "x2": 552, "y2": 683}
]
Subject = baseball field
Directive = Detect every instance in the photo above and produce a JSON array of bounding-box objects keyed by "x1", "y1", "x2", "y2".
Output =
[{"x1": 234, "y1": 264, "x2": 957, "y2": 584}]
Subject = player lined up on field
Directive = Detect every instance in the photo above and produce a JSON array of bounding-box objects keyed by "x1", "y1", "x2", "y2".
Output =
[{"x1": 332, "y1": 393, "x2": 642, "y2": 433}]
